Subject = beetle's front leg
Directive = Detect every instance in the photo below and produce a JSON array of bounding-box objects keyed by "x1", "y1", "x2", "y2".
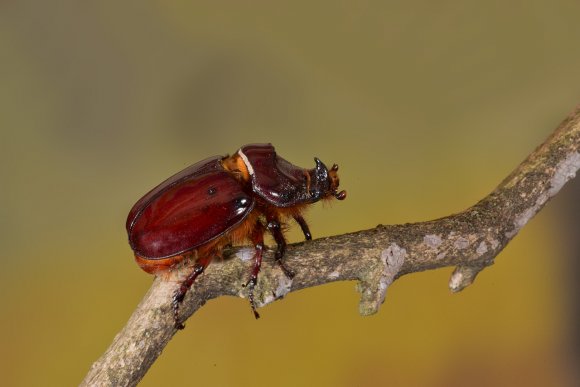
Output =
[
  {"x1": 293, "y1": 214, "x2": 312, "y2": 240},
  {"x1": 267, "y1": 217, "x2": 295, "y2": 279},
  {"x1": 245, "y1": 220, "x2": 265, "y2": 319}
]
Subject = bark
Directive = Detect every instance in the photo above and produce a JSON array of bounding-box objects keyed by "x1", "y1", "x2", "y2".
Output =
[{"x1": 81, "y1": 105, "x2": 580, "y2": 387}]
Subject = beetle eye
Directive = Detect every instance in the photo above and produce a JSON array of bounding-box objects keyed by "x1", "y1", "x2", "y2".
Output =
[{"x1": 207, "y1": 187, "x2": 217, "y2": 196}]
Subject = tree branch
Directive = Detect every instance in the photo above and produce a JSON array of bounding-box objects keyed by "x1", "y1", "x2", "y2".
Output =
[{"x1": 81, "y1": 105, "x2": 580, "y2": 387}]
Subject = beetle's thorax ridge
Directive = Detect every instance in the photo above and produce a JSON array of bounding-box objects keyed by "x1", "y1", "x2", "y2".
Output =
[{"x1": 236, "y1": 149, "x2": 254, "y2": 178}]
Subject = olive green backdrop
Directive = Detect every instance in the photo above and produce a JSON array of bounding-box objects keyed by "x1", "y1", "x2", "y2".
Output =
[{"x1": 1, "y1": 1, "x2": 579, "y2": 386}]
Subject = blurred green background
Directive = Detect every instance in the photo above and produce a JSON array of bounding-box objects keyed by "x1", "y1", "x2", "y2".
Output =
[{"x1": 1, "y1": 1, "x2": 580, "y2": 386}]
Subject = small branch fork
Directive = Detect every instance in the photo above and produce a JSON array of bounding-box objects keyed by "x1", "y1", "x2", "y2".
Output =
[{"x1": 81, "y1": 105, "x2": 580, "y2": 387}]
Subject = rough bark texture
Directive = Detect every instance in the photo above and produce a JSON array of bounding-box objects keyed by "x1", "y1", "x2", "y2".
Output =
[{"x1": 81, "y1": 106, "x2": 580, "y2": 387}]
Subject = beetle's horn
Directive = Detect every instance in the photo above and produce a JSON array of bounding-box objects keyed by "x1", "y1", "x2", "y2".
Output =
[
  {"x1": 308, "y1": 157, "x2": 330, "y2": 198},
  {"x1": 314, "y1": 157, "x2": 329, "y2": 183}
]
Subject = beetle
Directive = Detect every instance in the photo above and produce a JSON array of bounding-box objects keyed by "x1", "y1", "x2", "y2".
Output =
[{"x1": 126, "y1": 143, "x2": 346, "y2": 329}]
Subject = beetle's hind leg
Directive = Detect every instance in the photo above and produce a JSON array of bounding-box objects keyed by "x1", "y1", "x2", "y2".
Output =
[
  {"x1": 267, "y1": 216, "x2": 295, "y2": 279},
  {"x1": 172, "y1": 254, "x2": 213, "y2": 329}
]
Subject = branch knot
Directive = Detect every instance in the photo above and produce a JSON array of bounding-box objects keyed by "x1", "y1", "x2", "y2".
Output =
[{"x1": 358, "y1": 243, "x2": 406, "y2": 316}]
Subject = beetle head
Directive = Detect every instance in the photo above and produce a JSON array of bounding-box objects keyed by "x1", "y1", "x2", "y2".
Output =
[{"x1": 310, "y1": 157, "x2": 347, "y2": 201}]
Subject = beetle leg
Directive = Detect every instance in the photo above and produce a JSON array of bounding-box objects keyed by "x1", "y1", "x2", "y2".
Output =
[
  {"x1": 245, "y1": 220, "x2": 265, "y2": 319},
  {"x1": 293, "y1": 214, "x2": 312, "y2": 241},
  {"x1": 267, "y1": 218, "x2": 295, "y2": 279},
  {"x1": 172, "y1": 255, "x2": 213, "y2": 330}
]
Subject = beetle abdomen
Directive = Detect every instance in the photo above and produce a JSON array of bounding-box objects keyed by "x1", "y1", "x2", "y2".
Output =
[{"x1": 134, "y1": 253, "x2": 189, "y2": 274}]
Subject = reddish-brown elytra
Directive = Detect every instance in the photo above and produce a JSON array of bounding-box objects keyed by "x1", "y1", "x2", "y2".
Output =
[{"x1": 126, "y1": 143, "x2": 346, "y2": 329}]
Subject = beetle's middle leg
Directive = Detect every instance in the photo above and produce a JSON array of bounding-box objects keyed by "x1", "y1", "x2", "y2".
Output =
[{"x1": 267, "y1": 215, "x2": 295, "y2": 279}]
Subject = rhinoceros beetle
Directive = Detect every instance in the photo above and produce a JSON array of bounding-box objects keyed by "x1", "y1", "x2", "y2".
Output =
[{"x1": 126, "y1": 143, "x2": 346, "y2": 329}]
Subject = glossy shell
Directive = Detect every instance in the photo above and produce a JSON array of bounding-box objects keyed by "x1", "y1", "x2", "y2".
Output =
[
  {"x1": 127, "y1": 157, "x2": 254, "y2": 259},
  {"x1": 240, "y1": 143, "x2": 316, "y2": 207}
]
